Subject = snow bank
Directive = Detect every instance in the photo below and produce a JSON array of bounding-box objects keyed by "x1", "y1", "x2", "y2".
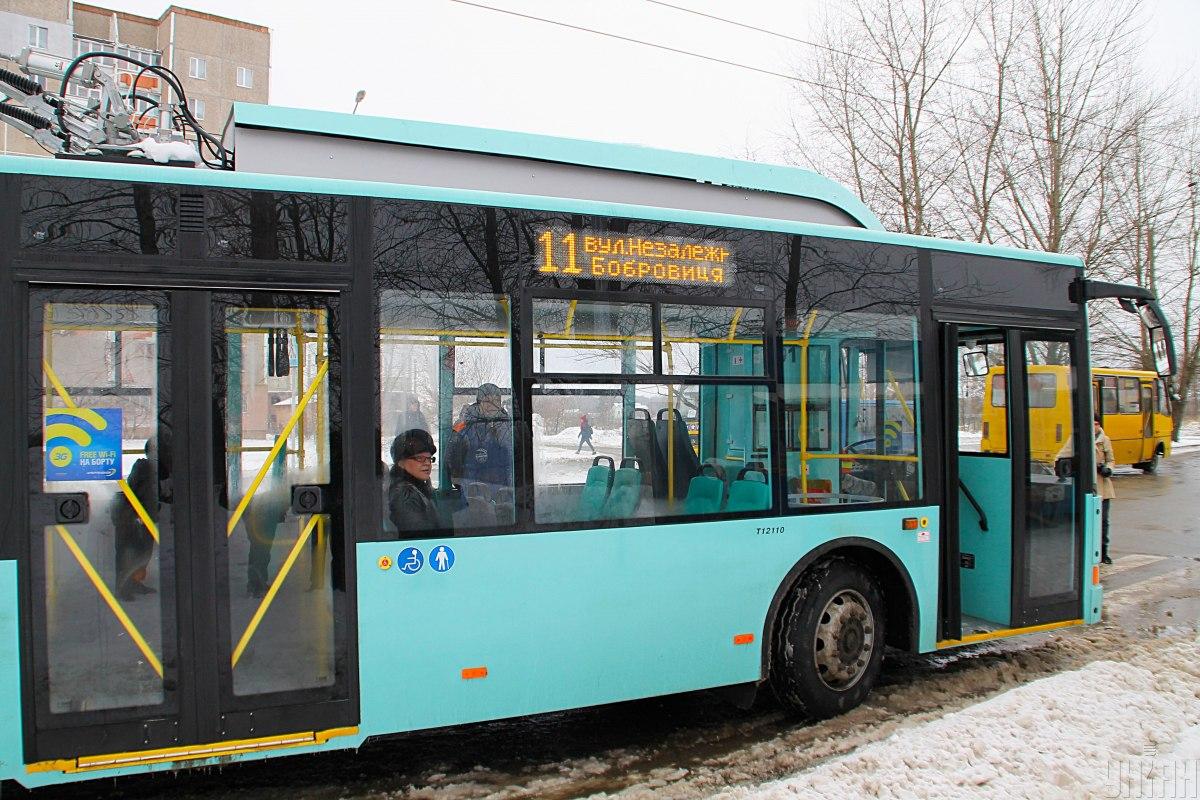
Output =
[{"x1": 715, "y1": 639, "x2": 1200, "y2": 800}]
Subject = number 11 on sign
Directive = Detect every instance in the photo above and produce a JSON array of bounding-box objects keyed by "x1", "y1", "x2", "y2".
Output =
[{"x1": 538, "y1": 231, "x2": 581, "y2": 274}]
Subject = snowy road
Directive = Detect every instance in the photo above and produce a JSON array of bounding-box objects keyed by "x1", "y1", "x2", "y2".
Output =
[{"x1": 38, "y1": 452, "x2": 1200, "y2": 800}]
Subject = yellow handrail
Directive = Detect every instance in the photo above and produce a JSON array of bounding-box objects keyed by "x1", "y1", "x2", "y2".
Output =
[
  {"x1": 226, "y1": 360, "x2": 328, "y2": 537},
  {"x1": 231, "y1": 514, "x2": 321, "y2": 667},
  {"x1": 55, "y1": 525, "x2": 163, "y2": 678}
]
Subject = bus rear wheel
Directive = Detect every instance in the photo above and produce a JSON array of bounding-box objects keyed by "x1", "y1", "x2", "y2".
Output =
[{"x1": 771, "y1": 557, "x2": 885, "y2": 719}]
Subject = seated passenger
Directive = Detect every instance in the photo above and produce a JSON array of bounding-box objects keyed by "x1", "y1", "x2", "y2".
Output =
[{"x1": 388, "y1": 429, "x2": 445, "y2": 535}]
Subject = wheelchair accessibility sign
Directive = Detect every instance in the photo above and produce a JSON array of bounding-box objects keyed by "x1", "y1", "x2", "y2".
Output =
[
  {"x1": 44, "y1": 407, "x2": 123, "y2": 482},
  {"x1": 398, "y1": 547, "x2": 424, "y2": 574}
]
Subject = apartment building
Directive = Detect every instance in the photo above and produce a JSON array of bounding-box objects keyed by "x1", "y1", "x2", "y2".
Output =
[{"x1": 0, "y1": 1, "x2": 268, "y2": 156}]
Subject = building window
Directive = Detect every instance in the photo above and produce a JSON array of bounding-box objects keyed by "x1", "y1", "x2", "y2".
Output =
[
  {"x1": 188, "y1": 56, "x2": 207, "y2": 79},
  {"x1": 236, "y1": 67, "x2": 254, "y2": 88},
  {"x1": 190, "y1": 98, "x2": 205, "y2": 120},
  {"x1": 29, "y1": 25, "x2": 49, "y2": 49}
]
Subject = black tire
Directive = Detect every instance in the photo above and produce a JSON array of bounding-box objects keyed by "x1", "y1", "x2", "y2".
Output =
[
  {"x1": 1138, "y1": 450, "x2": 1160, "y2": 474},
  {"x1": 771, "y1": 557, "x2": 885, "y2": 720}
]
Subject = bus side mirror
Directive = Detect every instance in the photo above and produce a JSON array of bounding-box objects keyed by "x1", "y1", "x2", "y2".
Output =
[
  {"x1": 1150, "y1": 327, "x2": 1171, "y2": 378},
  {"x1": 962, "y1": 351, "x2": 988, "y2": 377}
]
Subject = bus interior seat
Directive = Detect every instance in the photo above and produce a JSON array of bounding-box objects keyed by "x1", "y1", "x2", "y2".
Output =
[
  {"x1": 577, "y1": 455, "x2": 615, "y2": 520},
  {"x1": 626, "y1": 409, "x2": 667, "y2": 499},
  {"x1": 493, "y1": 486, "x2": 515, "y2": 526},
  {"x1": 727, "y1": 463, "x2": 770, "y2": 512},
  {"x1": 683, "y1": 463, "x2": 724, "y2": 516},
  {"x1": 455, "y1": 481, "x2": 497, "y2": 528},
  {"x1": 601, "y1": 458, "x2": 644, "y2": 519},
  {"x1": 656, "y1": 408, "x2": 700, "y2": 499}
]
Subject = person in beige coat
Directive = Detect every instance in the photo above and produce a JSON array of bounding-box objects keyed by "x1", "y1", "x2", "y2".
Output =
[{"x1": 1094, "y1": 415, "x2": 1116, "y2": 564}]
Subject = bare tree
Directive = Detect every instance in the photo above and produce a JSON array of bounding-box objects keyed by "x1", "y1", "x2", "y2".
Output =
[
  {"x1": 791, "y1": 0, "x2": 969, "y2": 235},
  {"x1": 987, "y1": 0, "x2": 1142, "y2": 267},
  {"x1": 1170, "y1": 123, "x2": 1200, "y2": 436}
]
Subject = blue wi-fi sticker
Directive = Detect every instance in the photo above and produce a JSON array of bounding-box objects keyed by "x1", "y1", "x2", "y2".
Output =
[{"x1": 44, "y1": 407, "x2": 123, "y2": 482}]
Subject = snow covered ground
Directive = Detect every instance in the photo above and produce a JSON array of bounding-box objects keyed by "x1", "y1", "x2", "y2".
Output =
[
  {"x1": 717, "y1": 639, "x2": 1200, "y2": 800},
  {"x1": 1174, "y1": 420, "x2": 1200, "y2": 454}
]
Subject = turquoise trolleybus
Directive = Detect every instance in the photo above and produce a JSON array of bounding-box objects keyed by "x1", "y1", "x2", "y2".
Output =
[{"x1": 0, "y1": 105, "x2": 1175, "y2": 788}]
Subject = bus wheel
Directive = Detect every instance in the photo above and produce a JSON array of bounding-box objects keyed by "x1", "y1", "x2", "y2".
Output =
[
  {"x1": 771, "y1": 557, "x2": 885, "y2": 719},
  {"x1": 1138, "y1": 451, "x2": 1160, "y2": 473}
]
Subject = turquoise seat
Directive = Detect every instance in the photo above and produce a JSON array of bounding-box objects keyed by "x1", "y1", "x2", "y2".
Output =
[
  {"x1": 726, "y1": 480, "x2": 770, "y2": 512},
  {"x1": 682, "y1": 474, "x2": 724, "y2": 515},
  {"x1": 577, "y1": 457, "x2": 615, "y2": 521},
  {"x1": 726, "y1": 469, "x2": 770, "y2": 513},
  {"x1": 602, "y1": 462, "x2": 644, "y2": 519}
]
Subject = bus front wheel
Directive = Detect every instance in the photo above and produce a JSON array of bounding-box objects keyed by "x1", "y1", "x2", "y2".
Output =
[
  {"x1": 1137, "y1": 450, "x2": 1161, "y2": 474},
  {"x1": 771, "y1": 557, "x2": 885, "y2": 719}
]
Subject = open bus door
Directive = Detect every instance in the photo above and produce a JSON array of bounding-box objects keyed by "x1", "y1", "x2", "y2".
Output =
[{"x1": 938, "y1": 280, "x2": 1178, "y2": 643}]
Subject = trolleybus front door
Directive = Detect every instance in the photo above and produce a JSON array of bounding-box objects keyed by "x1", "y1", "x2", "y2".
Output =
[
  {"x1": 25, "y1": 288, "x2": 354, "y2": 763},
  {"x1": 943, "y1": 324, "x2": 1085, "y2": 641}
]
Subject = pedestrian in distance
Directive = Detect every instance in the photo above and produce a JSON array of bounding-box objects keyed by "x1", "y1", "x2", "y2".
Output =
[
  {"x1": 1094, "y1": 414, "x2": 1116, "y2": 565},
  {"x1": 576, "y1": 414, "x2": 595, "y2": 454}
]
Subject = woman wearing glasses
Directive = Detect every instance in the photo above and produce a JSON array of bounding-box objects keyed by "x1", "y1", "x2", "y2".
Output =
[{"x1": 388, "y1": 428, "x2": 445, "y2": 534}]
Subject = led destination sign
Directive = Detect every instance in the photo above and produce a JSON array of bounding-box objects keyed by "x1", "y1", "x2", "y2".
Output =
[{"x1": 537, "y1": 228, "x2": 734, "y2": 286}]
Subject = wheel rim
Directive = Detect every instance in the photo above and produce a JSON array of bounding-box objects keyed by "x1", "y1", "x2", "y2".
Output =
[{"x1": 812, "y1": 589, "x2": 875, "y2": 691}]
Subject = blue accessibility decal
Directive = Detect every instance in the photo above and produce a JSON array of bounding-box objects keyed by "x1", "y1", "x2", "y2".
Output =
[
  {"x1": 398, "y1": 547, "x2": 424, "y2": 574},
  {"x1": 430, "y1": 545, "x2": 455, "y2": 573},
  {"x1": 44, "y1": 407, "x2": 123, "y2": 482}
]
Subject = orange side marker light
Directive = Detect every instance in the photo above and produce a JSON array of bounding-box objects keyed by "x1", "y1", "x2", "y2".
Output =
[
  {"x1": 1092, "y1": 565, "x2": 1100, "y2": 585},
  {"x1": 733, "y1": 633, "x2": 755, "y2": 645},
  {"x1": 461, "y1": 666, "x2": 488, "y2": 680},
  {"x1": 902, "y1": 518, "x2": 919, "y2": 530}
]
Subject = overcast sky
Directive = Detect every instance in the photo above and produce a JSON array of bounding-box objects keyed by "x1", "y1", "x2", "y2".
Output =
[{"x1": 109, "y1": 0, "x2": 1198, "y2": 162}]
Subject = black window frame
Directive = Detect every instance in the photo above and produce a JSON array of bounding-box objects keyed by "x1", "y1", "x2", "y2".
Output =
[{"x1": 521, "y1": 286, "x2": 780, "y2": 531}]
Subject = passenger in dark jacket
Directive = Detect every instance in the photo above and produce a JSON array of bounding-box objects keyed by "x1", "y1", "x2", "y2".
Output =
[{"x1": 388, "y1": 429, "x2": 444, "y2": 534}]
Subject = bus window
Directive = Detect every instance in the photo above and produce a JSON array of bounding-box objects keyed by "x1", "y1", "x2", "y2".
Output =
[
  {"x1": 532, "y1": 299, "x2": 653, "y2": 375},
  {"x1": 378, "y1": 291, "x2": 515, "y2": 536},
  {"x1": 1155, "y1": 379, "x2": 1170, "y2": 415},
  {"x1": 1100, "y1": 376, "x2": 1119, "y2": 415},
  {"x1": 1118, "y1": 377, "x2": 1141, "y2": 414},
  {"x1": 1028, "y1": 373, "x2": 1058, "y2": 407},
  {"x1": 207, "y1": 190, "x2": 349, "y2": 262},
  {"x1": 961, "y1": 339, "x2": 1005, "y2": 454},
  {"x1": 660, "y1": 304, "x2": 765, "y2": 376},
  {"x1": 530, "y1": 384, "x2": 626, "y2": 524},
  {"x1": 783, "y1": 310, "x2": 921, "y2": 506},
  {"x1": 529, "y1": 298, "x2": 772, "y2": 525},
  {"x1": 991, "y1": 374, "x2": 1007, "y2": 407}
]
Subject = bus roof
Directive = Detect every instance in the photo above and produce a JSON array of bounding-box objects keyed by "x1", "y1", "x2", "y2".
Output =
[{"x1": 0, "y1": 103, "x2": 1084, "y2": 269}]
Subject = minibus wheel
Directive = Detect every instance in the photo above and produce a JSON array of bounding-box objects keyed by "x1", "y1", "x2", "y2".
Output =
[
  {"x1": 771, "y1": 557, "x2": 885, "y2": 719},
  {"x1": 1138, "y1": 450, "x2": 1160, "y2": 473}
]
